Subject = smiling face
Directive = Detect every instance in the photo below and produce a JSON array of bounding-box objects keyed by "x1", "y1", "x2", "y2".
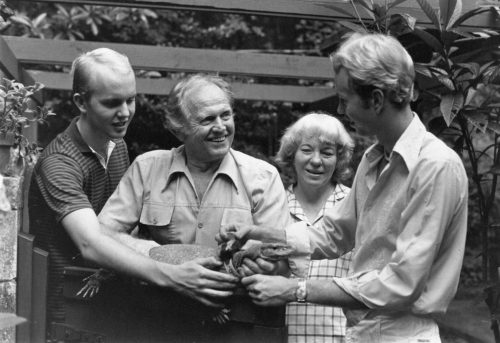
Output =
[
  {"x1": 293, "y1": 135, "x2": 337, "y2": 190},
  {"x1": 182, "y1": 83, "x2": 235, "y2": 165},
  {"x1": 75, "y1": 63, "x2": 136, "y2": 141},
  {"x1": 335, "y1": 68, "x2": 377, "y2": 137}
]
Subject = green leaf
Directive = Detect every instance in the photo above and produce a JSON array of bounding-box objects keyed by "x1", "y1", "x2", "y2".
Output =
[
  {"x1": 337, "y1": 20, "x2": 368, "y2": 33},
  {"x1": 416, "y1": 0, "x2": 442, "y2": 32},
  {"x1": 415, "y1": 64, "x2": 434, "y2": 79},
  {"x1": 428, "y1": 66, "x2": 447, "y2": 75},
  {"x1": 440, "y1": 93, "x2": 455, "y2": 125},
  {"x1": 388, "y1": 0, "x2": 410, "y2": 10},
  {"x1": 388, "y1": 13, "x2": 417, "y2": 35},
  {"x1": 318, "y1": 3, "x2": 357, "y2": 19},
  {"x1": 465, "y1": 112, "x2": 489, "y2": 133},
  {"x1": 412, "y1": 28, "x2": 443, "y2": 53},
  {"x1": 32, "y1": 12, "x2": 47, "y2": 27},
  {"x1": 143, "y1": 9, "x2": 158, "y2": 18},
  {"x1": 446, "y1": 0, "x2": 463, "y2": 30},
  {"x1": 9, "y1": 15, "x2": 32, "y2": 27},
  {"x1": 441, "y1": 91, "x2": 464, "y2": 126},
  {"x1": 440, "y1": 0, "x2": 457, "y2": 28},
  {"x1": 452, "y1": 7, "x2": 490, "y2": 28},
  {"x1": 372, "y1": 3, "x2": 386, "y2": 21},
  {"x1": 55, "y1": 4, "x2": 69, "y2": 17},
  {"x1": 457, "y1": 63, "x2": 480, "y2": 78},
  {"x1": 352, "y1": 0, "x2": 374, "y2": 12}
]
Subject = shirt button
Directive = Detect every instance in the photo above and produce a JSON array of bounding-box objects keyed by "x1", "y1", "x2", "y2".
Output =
[{"x1": 198, "y1": 222, "x2": 203, "y2": 229}]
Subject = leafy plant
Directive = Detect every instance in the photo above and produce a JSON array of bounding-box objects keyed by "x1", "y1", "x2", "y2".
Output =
[{"x1": 0, "y1": 78, "x2": 55, "y2": 176}]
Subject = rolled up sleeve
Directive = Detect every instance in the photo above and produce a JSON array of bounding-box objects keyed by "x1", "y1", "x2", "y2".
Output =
[
  {"x1": 98, "y1": 157, "x2": 148, "y2": 233},
  {"x1": 251, "y1": 168, "x2": 291, "y2": 230}
]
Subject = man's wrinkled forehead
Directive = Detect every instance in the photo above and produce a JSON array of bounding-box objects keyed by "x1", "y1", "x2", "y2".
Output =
[{"x1": 184, "y1": 83, "x2": 231, "y2": 116}]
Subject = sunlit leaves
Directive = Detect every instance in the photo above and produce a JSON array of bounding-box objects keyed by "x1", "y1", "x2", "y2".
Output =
[
  {"x1": 440, "y1": 92, "x2": 463, "y2": 125},
  {"x1": 0, "y1": 79, "x2": 55, "y2": 165},
  {"x1": 416, "y1": 0, "x2": 442, "y2": 32}
]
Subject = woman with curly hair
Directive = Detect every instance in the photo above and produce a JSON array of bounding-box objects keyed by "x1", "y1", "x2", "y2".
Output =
[{"x1": 275, "y1": 112, "x2": 354, "y2": 343}]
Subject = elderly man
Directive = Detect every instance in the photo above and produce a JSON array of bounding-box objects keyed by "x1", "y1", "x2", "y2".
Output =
[
  {"x1": 96, "y1": 73, "x2": 291, "y2": 339},
  {"x1": 99, "y1": 73, "x2": 290, "y2": 255},
  {"x1": 218, "y1": 33, "x2": 468, "y2": 342},
  {"x1": 29, "y1": 51, "x2": 239, "y2": 340}
]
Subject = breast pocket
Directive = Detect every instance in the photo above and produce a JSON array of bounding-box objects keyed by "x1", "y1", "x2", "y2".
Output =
[
  {"x1": 139, "y1": 203, "x2": 175, "y2": 244},
  {"x1": 221, "y1": 208, "x2": 253, "y2": 227}
]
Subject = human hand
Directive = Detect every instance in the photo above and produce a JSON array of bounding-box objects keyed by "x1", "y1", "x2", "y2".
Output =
[
  {"x1": 237, "y1": 258, "x2": 291, "y2": 278},
  {"x1": 235, "y1": 240, "x2": 287, "y2": 277},
  {"x1": 236, "y1": 257, "x2": 278, "y2": 277},
  {"x1": 162, "y1": 257, "x2": 239, "y2": 308},
  {"x1": 215, "y1": 224, "x2": 256, "y2": 244},
  {"x1": 241, "y1": 274, "x2": 296, "y2": 307}
]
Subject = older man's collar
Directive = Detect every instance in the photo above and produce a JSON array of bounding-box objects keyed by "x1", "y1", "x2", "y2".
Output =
[
  {"x1": 165, "y1": 147, "x2": 239, "y2": 192},
  {"x1": 165, "y1": 146, "x2": 189, "y2": 186},
  {"x1": 214, "y1": 149, "x2": 240, "y2": 192}
]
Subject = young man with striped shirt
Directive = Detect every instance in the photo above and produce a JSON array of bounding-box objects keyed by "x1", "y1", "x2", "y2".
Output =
[{"x1": 28, "y1": 50, "x2": 239, "y2": 339}]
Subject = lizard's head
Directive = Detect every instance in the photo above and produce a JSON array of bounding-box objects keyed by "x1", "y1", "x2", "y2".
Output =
[{"x1": 259, "y1": 243, "x2": 295, "y2": 261}]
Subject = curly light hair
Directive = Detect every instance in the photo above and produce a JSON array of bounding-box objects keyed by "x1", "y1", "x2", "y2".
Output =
[{"x1": 275, "y1": 112, "x2": 354, "y2": 186}]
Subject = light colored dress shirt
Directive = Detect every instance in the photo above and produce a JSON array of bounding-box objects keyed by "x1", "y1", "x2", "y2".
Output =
[
  {"x1": 286, "y1": 115, "x2": 468, "y2": 342},
  {"x1": 98, "y1": 146, "x2": 290, "y2": 249},
  {"x1": 286, "y1": 184, "x2": 351, "y2": 343}
]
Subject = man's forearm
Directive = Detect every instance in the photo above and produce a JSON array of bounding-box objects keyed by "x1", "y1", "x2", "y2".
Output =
[
  {"x1": 106, "y1": 229, "x2": 160, "y2": 256},
  {"x1": 306, "y1": 279, "x2": 367, "y2": 309}
]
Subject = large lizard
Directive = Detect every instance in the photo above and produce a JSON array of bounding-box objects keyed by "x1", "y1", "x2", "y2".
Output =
[
  {"x1": 76, "y1": 240, "x2": 294, "y2": 323},
  {"x1": 218, "y1": 239, "x2": 294, "y2": 277}
]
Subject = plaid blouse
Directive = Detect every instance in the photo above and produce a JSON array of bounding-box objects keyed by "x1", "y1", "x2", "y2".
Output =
[{"x1": 286, "y1": 184, "x2": 352, "y2": 343}]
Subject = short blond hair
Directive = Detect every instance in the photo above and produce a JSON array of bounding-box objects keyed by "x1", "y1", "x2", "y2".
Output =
[
  {"x1": 331, "y1": 33, "x2": 415, "y2": 108},
  {"x1": 70, "y1": 47, "x2": 133, "y2": 98}
]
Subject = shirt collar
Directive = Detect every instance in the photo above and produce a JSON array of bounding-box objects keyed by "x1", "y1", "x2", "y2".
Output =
[
  {"x1": 66, "y1": 116, "x2": 117, "y2": 168},
  {"x1": 166, "y1": 146, "x2": 240, "y2": 192},
  {"x1": 88, "y1": 140, "x2": 116, "y2": 170},
  {"x1": 65, "y1": 116, "x2": 92, "y2": 153},
  {"x1": 365, "y1": 113, "x2": 425, "y2": 171},
  {"x1": 392, "y1": 114, "x2": 426, "y2": 171}
]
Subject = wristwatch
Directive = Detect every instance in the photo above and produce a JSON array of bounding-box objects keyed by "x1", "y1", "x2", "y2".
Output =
[{"x1": 295, "y1": 278, "x2": 307, "y2": 303}]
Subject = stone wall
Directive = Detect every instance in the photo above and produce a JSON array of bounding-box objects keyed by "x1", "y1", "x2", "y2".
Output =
[{"x1": 0, "y1": 175, "x2": 23, "y2": 343}]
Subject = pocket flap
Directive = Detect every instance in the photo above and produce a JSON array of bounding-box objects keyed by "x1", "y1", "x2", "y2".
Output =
[{"x1": 139, "y1": 203, "x2": 174, "y2": 226}]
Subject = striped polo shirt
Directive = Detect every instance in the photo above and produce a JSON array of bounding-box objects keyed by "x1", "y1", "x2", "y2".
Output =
[{"x1": 28, "y1": 116, "x2": 129, "y2": 324}]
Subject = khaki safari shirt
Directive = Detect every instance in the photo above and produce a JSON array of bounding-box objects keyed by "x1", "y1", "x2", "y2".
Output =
[{"x1": 98, "y1": 146, "x2": 290, "y2": 249}]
